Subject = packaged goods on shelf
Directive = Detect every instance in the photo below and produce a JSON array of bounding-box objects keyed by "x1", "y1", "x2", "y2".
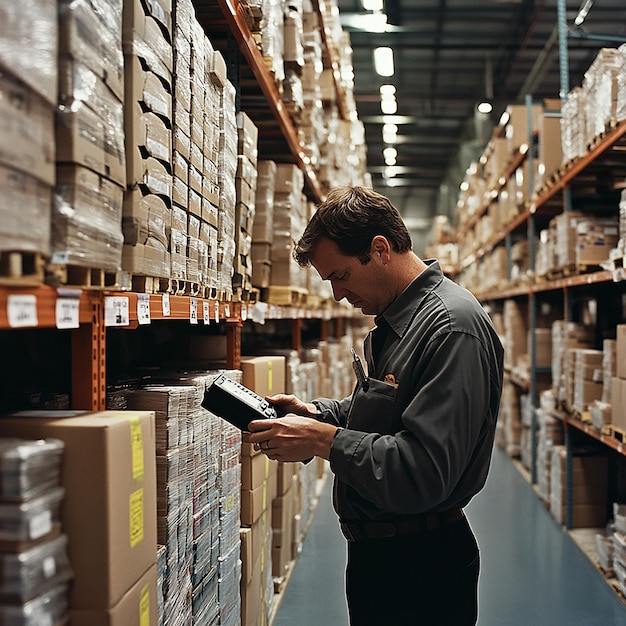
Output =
[
  {"x1": 617, "y1": 44, "x2": 626, "y2": 122},
  {"x1": 504, "y1": 103, "x2": 542, "y2": 156},
  {"x1": 260, "y1": 0, "x2": 285, "y2": 83},
  {"x1": 0, "y1": 0, "x2": 58, "y2": 105},
  {"x1": 571, "y1": 349, "x2": 604, "y2": 414},
  {"x1": 596, "y1": 532, "x2": 614, "y2": 573},
  {"x1": 0, "y1": 411, "x2": 157, "y2": 611},
  {"x1": 0, "y1": 584, "x2": 69, "y2": 626},
  {"x1": 550, "y1": 446, "x2": 608, "y2": 528},
  {"x1": 0, "y1": 534, "x2": 72, "y2": 603},
  {"x1": 503, "y1": 299, "x2": 528, "y2": 370},
  {"x1": 0, "y1": 439, "x2": 64, "y2": 502},
  {"x1": 560, "y1": 87, "x2": 587, "y2": 164},
  {"x1": 583, "y1": 48, "x2": 621, "y2": 144},
  {"x1": 535, "y1": 110, "x2": 562, "y2": 193}
]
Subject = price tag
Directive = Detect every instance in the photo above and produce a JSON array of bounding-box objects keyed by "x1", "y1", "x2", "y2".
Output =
[
  {"x1": 162, "y1": 294, "x2": 170, "y2": 317},
  {"x1": 55, "y1": 289, "x2": 80, "y2": 329},
  {"x1": 225, "y1": 303, "x2": 231, "y2": 318},
  {"x1": 137, "y1": 294, "x2": 151, "y2": 325},
  {"x1": 214, "y1": 301, "x2": 220, "y2": 323},
  {"x1": 104, "y1": 297, "x2": 130, "y2": 327},
  {"x1": 7, "y1": 294, "x2": 38, "y2": 327},
  {"x1": 189, "y1": 298, "x2": 198, "y2": 324},
  {"x1": 241, "y1": 304, "x2": 248, "y2": 321},
  {"x1": 203, "y1": 301, "x2": 210, "y2": 324}
]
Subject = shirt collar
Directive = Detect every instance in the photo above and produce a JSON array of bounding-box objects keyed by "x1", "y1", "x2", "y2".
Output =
[{"x1": 375, "y1": 259, "x2": 444, "y2": 338}]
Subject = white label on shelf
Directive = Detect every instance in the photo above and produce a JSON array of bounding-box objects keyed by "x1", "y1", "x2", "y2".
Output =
[
  {"x1": 29, "y1": 509, "x2": 52, "y2": 539},
  {"x1": 190, "y1": 298, "x2": 198, "y2": 324},
  {"x1": 250, "y1": 302, "x2": 267, "y2": 324},
  {"x1": 241, "y1": 304, "x2": 248, "y2": 322},
  {"x1": 214, "y1": 302, "x2": 220, "y2": 323},
  {"x1": 225, "y1": 304, "x2": 231, "y2": 318},
  {"x1": 55, "y1": 294, "x2": 80, "y2": 329},
  {"x1": 137, "y1": 294, "x2": 151, "y2": 325},
  {"x1": 203, "y1": 301, "x2": 210, "y2": 324},
  {"x1": 7, "y1": 294, "x2": 38, "y2": 327},
  {"x1": 104, "y1": 297, "x2": 130, "y2": 326},
  {"x1": 162, "y1": 294, "x2": 170, "y2": 317}
]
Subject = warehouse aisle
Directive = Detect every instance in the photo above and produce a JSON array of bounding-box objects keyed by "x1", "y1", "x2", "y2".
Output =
[{"x1": 275, "y1": 447, "x2": 626, "y2": 625}]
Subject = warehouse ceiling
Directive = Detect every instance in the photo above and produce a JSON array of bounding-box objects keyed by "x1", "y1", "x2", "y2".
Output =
[{"x1": 337, "y1": 0, "x2": 626, "y2": 248}]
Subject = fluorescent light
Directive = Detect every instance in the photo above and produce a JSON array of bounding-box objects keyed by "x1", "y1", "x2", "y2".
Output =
[
  {"x1": 382, "y1": 123, "x2": 398, "y2": 144},
  {"x1": 477, "y1": 101, "x2": 492, "y2": 114},
  {"x1": 374, "y1": 47, "x2": 394, "y2": 77},
  {"x1": 379, "y1": 84, "x2": 396, "y2": 96},
  {"x1": 383, "y1": 147, "x2": 397, "y2": 165},
  {"x1": 381, "y1": 98, "x2": 397, "y2": 114},
  {"x1": 362, "y1": 0, "x2": 384, "y2": 10},
  {"x1": 575, "y1": 0, "x2": 593, "y2": 26}
]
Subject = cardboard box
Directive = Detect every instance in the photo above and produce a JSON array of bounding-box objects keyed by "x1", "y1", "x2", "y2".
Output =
[
  {"x1": 127, "y1": 156, "x2": 172, "y2": 200},
  {"x1": 123, "y1": 0, "x2": 172, "y2": 40},
  {"x1": 505, "y1": 103, "x2": 543, "y2": 154},
  {"x1": 0, "y1": 73, "x2": 55, "y2": 185},
  {"x1": 59, "y1": 0, "x2": 124, "y2": 102},
  {"x1": 0, "y1": 411, "x2": 157, "y2": 610},
  {"x1": 69, "y1": 564, "x2": 157, "y2": 625},
  {"x1": 241, "y1": 453, "x2": 278, "y2": 491},
  {"x1": 536, "y1": 114, "x2": 563, "y2": 188},
  {"x1": 240, "y1": 356, "x2": 286, "y2": 398},
  {"x1": 56, "y1": 104, "x2": 126, "y2": 187},
  {"x1": 124, "y1": 55, "x2": 172, "y2": 123},
  {"x1": 241, "y1": 470, "x2": 277, "y2": 526},
  {"x1": 616, "y1": 325, "x2": 626, "y2": 379}
]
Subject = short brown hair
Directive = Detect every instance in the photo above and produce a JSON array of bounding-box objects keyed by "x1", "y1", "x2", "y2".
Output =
[{"x1": 293, "y1": 186, "x2": 412, "y2": 267}]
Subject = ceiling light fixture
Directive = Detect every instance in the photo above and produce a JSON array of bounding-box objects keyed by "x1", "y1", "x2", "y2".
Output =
[
  {"x1": 380, "y1": 98, "x2": 397, "y2": 114},
  {"x1": 374, "y1": 47, "x2": 394, "y2": 77},
  {"x1": 575, "y1": 0, "x2": 593, "y2": 26},
  {"x1": 383, "y1": 147, "x2": 397, "y2": 165},
  {"x1": 477, "y1": 101, "x2": 492, "y2": 114},
  {"x1": 382, "y1": 123, "x2": 398, "y2": 144},
  {"x1": 362, "y1": 0, "x2": 384, "y2": 11}
]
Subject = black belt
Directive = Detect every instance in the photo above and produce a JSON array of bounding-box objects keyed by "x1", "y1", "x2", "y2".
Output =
[{"x1": 340, "y1": 509, "x2": 465, "y2": 542}]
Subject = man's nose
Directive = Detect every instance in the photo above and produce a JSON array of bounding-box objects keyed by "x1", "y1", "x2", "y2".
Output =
[{"x1": 331, "y1": 283, "x2": 346, "y2": 302}]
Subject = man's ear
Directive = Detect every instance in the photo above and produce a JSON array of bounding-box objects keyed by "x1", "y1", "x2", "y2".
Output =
[{"x1": 371, "y1": 235, "x2": 391, "y2": 260}]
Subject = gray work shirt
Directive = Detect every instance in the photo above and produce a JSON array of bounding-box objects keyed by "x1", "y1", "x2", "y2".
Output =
[{"x1": 315, "y1": 259, "x2": 504, "y2": 522}]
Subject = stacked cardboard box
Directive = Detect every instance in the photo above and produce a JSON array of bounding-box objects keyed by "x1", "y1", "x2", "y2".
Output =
[
  {"x1": 251, "y1": 161, "x2": 277, "y2": 289},
  {"x1": 239, "y1": 356, "x2": 286, "y2": 626},
  {"x1": 561, "y1": 87, "x2": 587, "y2": 164},
  {"x1": 234, "y1": 113, "x2": 260, "y2": 294},
  {"x1": 122, "y1": 0, "x2": 173, "y2": 280},
  {"x1": 271, "y1": 164, "x2": 308, "y2": 291},
  {"x1": 551, "y1": 321, "x2": 595, "y2": 407},
  {"x1": 575, "y1": 217, "x2": 619, "y2": 266},
  {"x1": 503, "y1": 299, "x2": 528, "y2": 371},
  {"x1": 53, "y1": 1, "x2": 125, "y2": 273},
  {"x1": 535, "y1": 396, "x2": 565, "y2": 504},
  {"x1": 550, "y1": 446, "x2": 608, "y2": 528},
  {"x1": 571, "y1": 349, "x2": 604, "y2": 414},
  {"x1": 611, "y1": 325, "x2": 626, "y2": 436},
  {"x1": 590, "y1": 339, "x2": 616, "y2": 429},
  {"x1": 0, "y1": 411, "x2": 158, "y2": 625}
]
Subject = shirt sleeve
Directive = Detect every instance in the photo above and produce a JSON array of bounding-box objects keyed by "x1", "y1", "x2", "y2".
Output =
[
  {"x1": 312, "y1": 395, "x2": 352, "y2": 427},
  {"x1": 329, "y1": 330, "x2": 495, "y2": 515}
]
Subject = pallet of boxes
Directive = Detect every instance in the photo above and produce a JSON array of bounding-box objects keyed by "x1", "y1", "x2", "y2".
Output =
[{"x1": 0, "y1": 411, "x2": 158, "y2": 625}]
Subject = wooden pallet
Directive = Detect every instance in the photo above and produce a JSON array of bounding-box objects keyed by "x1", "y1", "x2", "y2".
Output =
[
  {"x1": 0, "y1": 251, "x2": 45, "y2": 286},
  {"x1": 130, "y1": 274, "x2": 170, "y2": 294},
  {"x1": 609, "y1": 426, "x2": 626, "y2": 443},
  {"x1": 46, "y1": 263, "x2": 126, "y2": 290}
]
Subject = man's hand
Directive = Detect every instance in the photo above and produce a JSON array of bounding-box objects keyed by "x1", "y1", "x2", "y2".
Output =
[
  {"x1": 265, "y1": 393, "x2": 317, "y2": 417},
  {"x1": 247, "y1": 415, "x2": 339, "y2": 462}
]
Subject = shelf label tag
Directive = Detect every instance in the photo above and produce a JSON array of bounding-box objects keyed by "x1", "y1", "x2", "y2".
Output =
[
  {"x1": 161, "y1": 294, "x2": 170, "y2": 317},
  {"x1": 203, "y1": 301, "x2": 210, "y2": 324},
  {"x1": 225, "y1": 304, "x2": 231, "y2": 318},
  {"x1": 241, "y1": 304, "x2": 248, "y2": 321},
  {"x1": 55, "y1": 292, "x2": 80, "y2": 329},
  {"x1": 104, "y1": 296, "x2": 129, "y2": 327},
  {"x1": 7, "y1": 294, "x2": 38, "y2": 328},
  {"x1": 189, "y1": 298, "x2": 198, "y2": 324},
  {"x1": 214, "y1": 301, "x2": 220, "y2": 323},
  {"x1": 137, "y1": 294, "x2": 151, "y2": 325}
]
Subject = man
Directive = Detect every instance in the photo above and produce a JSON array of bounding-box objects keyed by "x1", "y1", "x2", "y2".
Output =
[{"x1": 247, "y1": 186, "x2": 504, "y2": 625}]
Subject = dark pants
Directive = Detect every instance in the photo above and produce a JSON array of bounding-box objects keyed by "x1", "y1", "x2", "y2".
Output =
[{"x1": 345, "y1": 516, "x2": 479, "y2": 626}]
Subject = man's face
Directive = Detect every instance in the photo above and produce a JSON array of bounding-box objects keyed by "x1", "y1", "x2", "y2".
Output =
[{"x1": 310, "y1": 237, "x2": 388, "y2": 316}]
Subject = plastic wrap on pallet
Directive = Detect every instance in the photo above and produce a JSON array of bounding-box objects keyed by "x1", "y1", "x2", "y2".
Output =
[
  {"x1": 0, "y1": 0, "x2": 58, "y2": 105},
  {"x1": 561, "y1": 87, "x2": 587, "y2": 164},
  {"x1": 582, "y1": 48, "x2": 621, "y2": 144},
  {"x1": 617, "y1": 44, "x2": 626, "y2": 123}
]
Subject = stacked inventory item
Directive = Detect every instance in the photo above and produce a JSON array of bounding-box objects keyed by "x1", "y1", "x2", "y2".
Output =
[
  {"x1": 122, "y1": 0, "x2": 174, "y2": 285},
  {"x1": 0, "y1": 411, "x2": 158, "y2": 625},
  {"x1": 571, "y1": 349, "x2": 604, "y2": 415},
  {"x1": 271, "y1": 164, "x2": 308, "y2": 292},
  {"x1": 611, "y1": 504, "x2": 626, "y2": 593},
  {"x1": 54, "y1": 0, "x2": 125, "y2": 280},
  {"x1": 0, "y1": 439, "x2": 70, "y2": 625},
  {"x1": 251, "y1": 161, "x2": 277, "y2": 290},
  {"x1": 561, "y1": 87, "x2": 587, "y2": 164},
  {"x1": 535, "y1": 394, "x2": 565, "y2": 504},
  {"x1": 618, "y1": 44, "x2": 626, "y2": 123},
  {"x1": 550, "y1": 446, "x2": 608, "y2": 528},
  {"x1": 281, "y1": 0, "x2": 305, "y2": 119},
  {"x1": 125, "y1": 385, "x2": 196, "y2": 626},
  {"x1": 234, "y1": 113, "x2": 260, "y2": 294},
  {"x1": 589, "y1": 339, "x2": 616, "y2": 429},
  {"x1": 215, "y1": 72, "x2": 239, "y2": 300},
  {"x1": 551, "y1": 321, "x2": 595, "y2": 408},
  {"x1": 0, "y1": 0, "x2": 56, "y2": 280},
  {"x1": 260, "y1": 0, "x2": 285, "y2": 85}
]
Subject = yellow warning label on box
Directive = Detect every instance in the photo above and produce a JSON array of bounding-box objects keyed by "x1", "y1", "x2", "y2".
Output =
[
  {"x1": 129, "y1": 488, "x2": 144, "y2": 548},
  {"x1": 130, "y1": 418, "x2": 144, "y2": 483},
  {"x1": 140, "y1": 583, "x2": 150, "y2": 626},
  {"x1": 268, "y1": 360, "x2": 273, "y2": 391}
]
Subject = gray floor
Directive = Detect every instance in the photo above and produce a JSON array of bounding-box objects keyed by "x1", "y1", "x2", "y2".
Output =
[{"x1": 274, "y1": 447, "x2": 626, "y2": 625}]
